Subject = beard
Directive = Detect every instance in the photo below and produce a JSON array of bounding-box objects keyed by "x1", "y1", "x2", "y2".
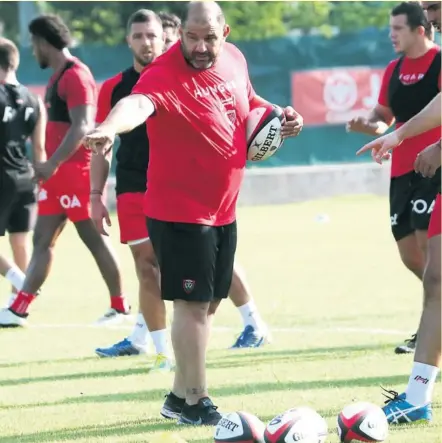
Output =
[
  {"x1": 180, "y1": 41, "x2": 214, "y2": 70},
  {"x1": 133, "y1": 52, "x2": 154, "y2": 68}
]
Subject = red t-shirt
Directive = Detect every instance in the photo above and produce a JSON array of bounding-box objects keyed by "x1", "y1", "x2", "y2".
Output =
[
  {"x1": 131, "y1": 42, "x2": 256, "y2": 226},
  {"x1": 378, "y1": 46, "x2": 441, "y2": 177},
  {"x1": 96, "y1": 73, "x2": 122, "y2": 124},
  {"x1": 45, "y1": 58, "x2": 97, "y2": 167}
]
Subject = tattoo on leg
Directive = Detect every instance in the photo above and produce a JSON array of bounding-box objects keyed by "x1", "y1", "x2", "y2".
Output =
[{"x1": 186, "y1": 386, "x2": 206, "y2": 396}]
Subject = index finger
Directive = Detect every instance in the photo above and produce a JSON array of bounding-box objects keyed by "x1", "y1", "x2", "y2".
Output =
[{"x1": 356, "y1": 141, "x2": 377, "y2": 156}]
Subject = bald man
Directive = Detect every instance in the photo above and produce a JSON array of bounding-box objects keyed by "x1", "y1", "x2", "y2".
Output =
[{"x1": 83, "y1": 1, "x2": 303, "y2": 426}]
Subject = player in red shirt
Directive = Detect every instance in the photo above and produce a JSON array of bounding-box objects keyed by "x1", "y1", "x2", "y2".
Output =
[
  {"x1": 0, "y1": 14, "x2": 129, "y2": 328},
  {"x1": 91, "y1": 9, "x2": 175, "y2": 371},
  {"x1": 356, "y1": 1, "x2": 441, "y2": 425},
  {"x1": 84, "y1": 1, "x2": 303, "y2": 426},
  {"x1": 347, "y1": 1, "x2": 440, "y2": 355},
  {"x1": 92, "y1": 10, "x2": 270, "y2": 364}
]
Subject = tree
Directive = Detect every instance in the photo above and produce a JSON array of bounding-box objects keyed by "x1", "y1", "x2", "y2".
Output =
[
  {"x1": 0, "y1": 2, "x2": 19, "y2": 42},
  {"x1": 329, "y1": 1, "x2": 397, "y2": 32},
  {"x1": 0, "y1": 1, "x2": 405, "y2": 45}
]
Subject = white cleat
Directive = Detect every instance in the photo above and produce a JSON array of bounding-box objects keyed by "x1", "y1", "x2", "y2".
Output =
[
  {"x1": 94, "y1": 308, "x2": 132, "y2": 326},
  {"x1": 0, "y1": 308, "x2": 26, "y2": 328}
]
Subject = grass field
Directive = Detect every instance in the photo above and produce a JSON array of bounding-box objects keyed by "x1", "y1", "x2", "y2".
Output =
[{"x1": 0, "y1": 195, "x2": 440, "y2": 443}]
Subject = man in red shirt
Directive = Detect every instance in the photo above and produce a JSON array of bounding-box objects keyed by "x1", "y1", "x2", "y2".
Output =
[
  {"x1": 0, "y1": 14, "x2": 129, "y2": 328},
  {"x1": 91, "y1": 9, "x2": 176, "y2": 371},
  {"x1": 357, "y1": 92, "x2": 441, "y2": 424},
  {"x1": 84, "y1": 1, "x2": 303, "y2": 426},
  {"x1": 347, "y1": 1, "x2": 440, "y2": 355},
  {"x1": 355, "y1": 1, "x2": 441, "y2": 426},
  {"x1": 92, "y1": 10, "x2": 270, "y2": 366}
]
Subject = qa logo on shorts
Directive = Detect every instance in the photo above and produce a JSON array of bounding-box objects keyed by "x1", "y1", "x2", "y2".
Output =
[{"x1": 183, "y1": 279, "x2": 196, "y2": 294}]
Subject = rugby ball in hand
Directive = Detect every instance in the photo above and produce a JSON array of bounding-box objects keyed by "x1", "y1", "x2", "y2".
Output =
[
  {"x1": 264, "y1": 407, "x2": 327, "y2": 443},
  {"x1": 214, "y1": 411, "x2": 266, "y2": 443},
  {"x1": 337, "y1": 402, "x2": 389, "y2": 442},
  {"x1": 246, "y1": 104, "x2": 285, "y2": 162}
]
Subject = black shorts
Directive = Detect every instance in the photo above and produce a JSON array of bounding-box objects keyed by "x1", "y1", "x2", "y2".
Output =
[
  {"x1": 390, "y1": 171, "x2": 439, "y2": 241},
  {"x1": 147, "y1": 218, "x2": 237, "y2": 302},
  {"x1": 0, "y1": 171, "x2": 37, "y2": 237}
]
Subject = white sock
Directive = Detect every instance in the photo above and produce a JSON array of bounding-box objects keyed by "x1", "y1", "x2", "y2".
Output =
[
  {"x1": 238, "y1": 300, "x2": 267, "y2": 333},
  {"x1": 405, "y1": 362, "x2": 440, "y2": 406},
  {"x1": 128, "y1": 313, "x2": 150, "y2": 349},
  {"x1": 5, "y1": 293, "x2": 17, "y2": 308},
  {"x1": 5, "y1": 266, "x2": 25, "y2": 291},
  {"x1": 150, "y1": 329, "x2": 169, "y2": 356}
]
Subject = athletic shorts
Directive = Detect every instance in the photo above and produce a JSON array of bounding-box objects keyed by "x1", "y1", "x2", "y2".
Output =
[
  {"x1": 38, "y1": 164, "x2": 90, "y2": 222},
  {"x1": 0, "y1": 172, "x2": 37, "y2": 236},
  {"x1": 116, "y1": 192, "x2": 149, "y2": 245},
  {"x1": 147, "y1": 218, "x2": 237, "y2": 302},
  {"x1": 428, "y1": 193, "x2": 441, "y2": 239},
  {"x1": 390, "y1": 171, "x2": 439, "y2": 241}
]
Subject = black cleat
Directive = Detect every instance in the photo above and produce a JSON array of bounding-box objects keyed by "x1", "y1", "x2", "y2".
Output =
[
  {"x1": 160, "y1": 392, "x2": 185, "y2": 419},
  {"x1": 395, "y1": 333, "x2": 417, "y2": 354},
  {"x1": 178, "y1": 397, "x2": 222, "y2": 426}
]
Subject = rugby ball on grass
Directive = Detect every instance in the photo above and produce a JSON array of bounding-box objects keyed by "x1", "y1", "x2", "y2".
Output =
[
  {"x1": 214, "y1": 411, "x2": 266, "y2": 443},
  {"x1": 246, "y1": 104, "x2": 285, "y2": 162},
  {"x1": 264, "y1": 407, "x2": 328, "y2": 443},
  {"x1": 337, "y1": 402, "x2": 388, "y2": 443}
]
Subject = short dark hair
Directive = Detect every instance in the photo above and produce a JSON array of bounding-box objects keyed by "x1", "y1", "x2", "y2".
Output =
[
  {"x1": 0, "y1": 37, "x2": 19, "y2": 71},
  {"x1": 158, "y1": 11, "x2": 181, "y2": 30},
  {"x1": 126, "y1": 9, "x2": 162, "y2": 34},
  {"x1": 28, "y1": 14, "x2": 71, "y2": 50},
  {"x1": 391, "y1": 1, "x2": 433, "y2": 37}
]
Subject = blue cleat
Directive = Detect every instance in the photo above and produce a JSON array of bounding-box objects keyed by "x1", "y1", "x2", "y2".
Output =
[
  {"x1": 95, "y1": 338, "x2": 145, "y2": 358},
  {"x1": 382, "y1": 389, "x2": 433, "y2": 424},
  {"x1": 230, "y1": 325, "x2": 270, "y2": 349}
]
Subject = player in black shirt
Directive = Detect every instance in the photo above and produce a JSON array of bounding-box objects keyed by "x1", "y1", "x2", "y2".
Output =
[{"x1": 0, "y1": 38, "x2": 46, "y2": 311}]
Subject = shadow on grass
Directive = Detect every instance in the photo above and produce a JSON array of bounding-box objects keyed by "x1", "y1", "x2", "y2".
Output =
[
  {"x1": 2, "y1": 406, "x2": 440, "y2": 443},
  {"x1": 0, "y1": 419, "x2": 183, "y2": 443},
  {"x1": 0, "y1": 342, "x2": 394, "y2": 387},
  {"x1": 1, "y1": 374, "x2": 410, "y2": 411},
  {"x1": 0, "y1": 356, "x2": 99, "y2": 370}
]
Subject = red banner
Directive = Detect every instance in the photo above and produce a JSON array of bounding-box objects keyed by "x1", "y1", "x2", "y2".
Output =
[{"x1": 292, "y1": 67, "x2": 385, "y2": 126}]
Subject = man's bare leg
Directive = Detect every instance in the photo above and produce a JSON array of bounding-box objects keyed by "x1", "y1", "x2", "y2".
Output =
[
  {"x1": 394, "y1": 232, "x2": 427, "y2": 354},
  {"x1": 0, "y1": 214, "x2": 66, "y2": 326},
  {"x1": 383, "y1": 231, "x2": 440, "y2": 423}
]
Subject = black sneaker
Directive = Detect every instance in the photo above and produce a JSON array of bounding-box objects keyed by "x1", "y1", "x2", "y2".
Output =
[
  {"x1": 395, "y1": 333, "x2": 417, "y2": 354},
  {"x1": 160, "y1": 392, "x2": 185, "y2": 419},
  {"x1": 178, "y1": 397, "x2": 222, "y2": 426}
]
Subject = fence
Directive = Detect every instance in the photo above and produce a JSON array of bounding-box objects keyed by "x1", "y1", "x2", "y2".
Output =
[{"x1": 19, "y1": 27, "x2": 408, "y2": 173}]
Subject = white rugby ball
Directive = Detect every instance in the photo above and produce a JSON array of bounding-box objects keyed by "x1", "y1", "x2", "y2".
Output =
[
  {"x1": 246, "y1": 104, "x2": 285, "y2": 162},
  {"x1": 214, "y1": 411, "x2": 266, "y2": 443},
  {"x1": 264, "y1": 407, "x2": 327, "y2": 443},
  {"x1": 337, "y1": 402, "x2": 389, "y2": 443}
]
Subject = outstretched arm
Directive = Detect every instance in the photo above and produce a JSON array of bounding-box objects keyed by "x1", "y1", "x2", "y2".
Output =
[
  {"x1": 99, "y1": 94, "x2": 155, "y2": 135},
  {"x1": 84, "y1": 95, "x2": 154, "y2": 156}
]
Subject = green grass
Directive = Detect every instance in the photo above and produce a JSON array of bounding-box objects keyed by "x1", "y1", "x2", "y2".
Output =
[{"x1": 0, "y1": 195, "x2": 440, "y2": 443}]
